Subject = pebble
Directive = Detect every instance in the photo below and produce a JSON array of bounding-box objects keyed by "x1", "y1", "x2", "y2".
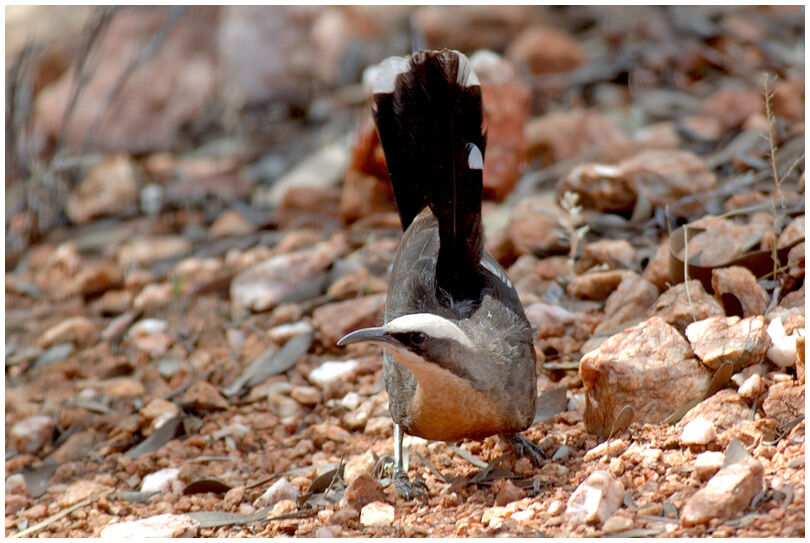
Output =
[
  {"x1": 210, "y1": 209, "x2": 255, "y2": 239},
  {"x1": 681, "y1": 457, "x2": 764, "y2": 526},
  {"x1": 330, "y1": 507, "x2": 360, "y2": 526},
  {"x1": 117, "y1": 236, "x2": 191, "y2": 267},
  {"x1": 494, "y1": 479, "x2": 526, "y2": 506},
  {"x1": 308, "y1": 360, "x2": 359, "y2": 388},
  {"x1": 360, "y1": 501, "x2": 395, "y2": 527},
  {"x1": 58, "y1": 480, "x2": 108, "y2": 508},
  {"x1": 553, "y1": 445, "x2": 572, "y2": 462},
  {"x1": 685, "y1": 316, "x2": 769, "y2": 372},
  {"x1": 315, "y1": 525, "x2": 340, "y2": 538},
  {"x1": 66, "y1": 154, "x2": 139, "y2": 224},
  {"x1": 680, "y1": 418, "x2": 717, "y2": 446},
  {"x1": 648, "y1": 280, "x2": 724, "y2": 333},
  {"x1": 711, "y1": 266, "x2": 769, "y2": 317},
  {"x1": 6, "y1": 473, "x2": 28, "y2": 496},
  {"x1": 565, "y1": 470, "x2": 624, "y2": 524},
  {"x1": 141, "y1": 468, "x2": 180, "y2": 493},
  {"x1": 127, "y1": 319, "x2": 173, "y2": 357},
  {"x1": 5, "y1": 494, "x2": 29, "y2": 515},
  {"x1": 547, "y1": 499, "x2": 565, "y2": 516},
  {"x1": 253, "y1": 477, "x2": 299, "y2": 509},
  {"x1": 100, "y1": 514, "x2": 200, "y2": 538},
  {"x1": 267, "y1": 321, "x2": 314, "y2": 344},
  {"x1": 766, "y1": 317, "x2": 801, "y2": 369},
  {"x1": 180, "y1": 381, "x2": 228, "y2": 411},
  {"x1": 9, "y1": 415, "x2": 57, "y2": 453},
  {"x1": 139, "y1": 398, "x2": 181, "y2": 436},
  {"x1": 343, "y1": 452, "x2": 376, "y2": 486},
  {"x1": 39, "y1": 317, "x2": 99, "y2": 348},
  {"x1": 133, "y1": 283, "x2": 172, "y2": 309},
  {"x1": 343, "y1": 473, "x2": 386, "y2": 510},
  {"x1": 602, "y1": 513, "x2": 633, "y2": 534},
  {"x1": 290, "y1": 386, "x2": 321, "y2": 406},
  {"x1": 737, "y1": 373, "x2": 765, "y2": 400},
  {"x1": 694, "y1": 451, "x2": 725, "y2": 482}
]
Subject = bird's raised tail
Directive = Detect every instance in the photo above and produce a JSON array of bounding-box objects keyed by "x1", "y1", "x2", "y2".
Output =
[{"x1": 371, "y1": 49, "x2": 487, "y2": 301}]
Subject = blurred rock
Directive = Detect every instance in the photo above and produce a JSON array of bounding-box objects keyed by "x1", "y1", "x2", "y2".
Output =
[
  {"x1": 267, "y1": 321, "x2": 314, "y2": 344},
  {"x1": 594, "y1": 274, "x2": 658, "y2": 334},
  {"x1": 680, "y1": 417, "x2": 716, "y2": 447},
  {"x1": 684, "y1": 216, "x2": 764, "y2": 267},
  {"x1": 9, "y1": 415, "x2": 57, "y2": 453},
  {"x1": 469, "y1": 50, "x2": 530, "y2": 200},
  {"x1": 602, "y1": 513, "x2": 633, "y2": 535},
  {"x1": 133, "y1": 283, "x2": 173, "y2": 310},
  {"x1": 507, "y1": 25, "x2": 585, "y2": 74},
  {"x1": 565, "y1": 470, "x2": 623, "y2": 524},
  {"x1": 312, "y1": 293, "x2": 386, "y2": 347},
  {"x1": 525, "y1": 302, "x2": 574, "y2": 338},
  {"x1": 641, "y1": 239, "x2": 671, "y2": 291},
  {"x1": 558, "y1": 150, "x2": 716, "y2": 213},
  {"x1": 40, "y1": 316, "x2": 98, "y2": 348},
  {"x1": 693, "y1": 451, "x2": 724, "y2": 481},
  {"x1": 117, "y1": 236, "x2": 192, "y2": 267},
  {"x1": 343, "y1": 472, "x2": 386, "y2": 511},
  {"x1": 141, "y1": 467, "x2": 180, "y2": 493},
  {"x1": 343, "y1": 451, "x2": 376, "y2": 487},
  {"x1": 678, "y1": 389, "x2": 749, "y2": 433},
  {"x1": 761, "y1": 381, "x2": 804, "y2": 427},
  {"x1": 35, "y1": 7, "x2": 218, "y2": 153},
  {"x1": 309, "y1": 422, "x2": 351, "y2": 446},
  {"x1": 340, "y1": 173, "x2": 397, "y2": 225},
  {"x1": 648, "y1": 280, "x2": 725, "y2": 333},
  {"x1": 231, "y1": 238, "x2": 346, "y2": 316},
  {"x1": 360, "y1": 501, "x2": 395, "y2": 527},
  {"x1": 180, "y1": 381, "x2": 228, "y2": 411},
  {"x1": 139, "y1": 398, "x2": 181, "y2": 437},
  {"x1": 327, "y1": 268, "x2": 388, "y2": 299},
  {"x1": 308, "y1": 360, "x2": 359, "y2": 388},
  {"x1": 685, "y1": 315, "x2": 768, "y2": 372},
  {"x1": 567, "y1": 270, "x2": 633, "y2": 301},
  {"x1": 101, "y1": 377, "x2": 146, "y2": 399},
  {"x1": 72, "y1": 262, "x2": 123, "y2": 298},
  {"x1": 766, "y1": 317, "x2": 802, "y2": 369},
  {"x1": 776, "y1": 215, "x2": 805, "y2": 248},
  {"x1": 128, "y1": 318, "x2": 173, "y2": 357},
  {"x1": 276, "y1": 187, "x2": 342, "y2": 229},
  {"x1": 506, "y1": 197, "x2": 565, "y2": 256},
  {"x1": 209, "y1": 209, "x2": 255, "y2": 239},
  {"x1": 711, "y1": 267, "x2": 768, "y2": 318},
  {"x1": 101, "y1": 514, "x2": 200, "y2": 538},
  {"x1": 310, "y1": 7, "x2": 385, "y2": 85},
  {"x1": 700, "y1": 87, "x2": 761, "y2": 130},
  {"x1": 772, "y1": 77, "x2": 805, "y2": 122},
  {"x1": 680, "y1": 456, "x2": 763, "y2": 526},
  {"x1": 253, "y1": 477, "x2": 299, "y2": 508},
  {"x1": 58, "y1": 480, "x2": 110, "y2": 508},
  {"x1": 527, "y1": 110, "x2": 625, "y2": 166},
  {"x1": 580, "y1": 316, "x2": 710, "y2": 438},
  {"x1": 290, "y1": 386, "x2": 321, "y2": 407},
  {"x1": 575, "y1": 239, "x2": 635, "y2": 274},
  {"x1": 413, "y1": 6, "x2": 537, "y2": 52},
  {"x1": 65, "y1": 154, "x2": 139, "y2": 224},
  {"x1": 493, "y1": 478, "x2": 526, "y2": 506}
]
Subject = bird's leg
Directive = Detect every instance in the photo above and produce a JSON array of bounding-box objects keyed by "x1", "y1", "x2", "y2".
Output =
[
  {"x1": 392, "y1": 423, "x2": 428, "y2": 502},
  {"x1": 506, "y1": 433, "x2": 545, "y2": 468}
]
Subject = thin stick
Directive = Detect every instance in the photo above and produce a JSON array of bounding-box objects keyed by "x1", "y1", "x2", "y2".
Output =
[{"x1": 762, "y1": 73, "x2": 782, "y2": 281}]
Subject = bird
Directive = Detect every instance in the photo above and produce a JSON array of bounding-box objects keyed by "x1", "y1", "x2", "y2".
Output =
[{"x1": 338, "y1": 49, "x2": 539, "y2": 500}]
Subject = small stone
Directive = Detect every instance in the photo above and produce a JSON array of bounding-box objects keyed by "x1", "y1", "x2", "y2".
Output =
[
  {"x1": 223, "y1": 486, "x2": 246, "y2": 509},
  {"x1": 343, "y1": 473, "x2": 386, "y2": 511},
  {"x1": 127, "y1": 319, "x2": 173, "y2": 358},
  {"x1": 482, "y1": 505, "x2": 509, "y2": 529},
  {"x1": 565, "y1": 470, "x2": 624, "y2": 524},
  {"x1": 602, "y1": 513, "x2": 633, "y2": 535},
  {"x1": 267, "y1": 321, "x2": 314, "y2": 344},
  {"x1": 309, "y1": 423, "x2": 351, "y2": 446},
  {"x1": 364, "y1": 417, "x2": 393, "y2": 437},
  {"x1": 766, "y1": 317, "x2": 802, "y2": 369},
  {"x1": 642, "y1": 240, "x2": 672, "y2": 291},
  {"x1": 100, "y1": 514, "x2": 200, "y2": 538},
  {"x1": 23, "y1": 502, "x2": 47, "y2": 520},
  {"x1": 506, "y1": 197, "x2": 565, "y2": 256},
  {"x1": 648, "y1": 280, "x2": 725, "y2": 333},
  {"x1": 680, "y1": 418, "x2": 717, "y2": 446},
  {"x1": 5, "y1": 494, "x2": 29, "y2": 515},
  {"x1": 139, "y1": 398, "x2": 181, "y2": 436},
  {"x1": 595, "y1": 274, "x2": 659, "y2": 334},
  {"x1": 360, "y1": 501, "x2": 395, "y2": 527},
  {"x1": 32, "y1": 343, "x2": 74, "y2": 368},
  {"x1": 39, "y1": 317, "x2": 99, "y2": 348},
  {"x1": 58, "y1": 480, "x2": 108, "y2": 508},
  {"x1": 117, "y1": 236, "x2": 191, "y2": 267},
  {"x1": 711, "y1": 266, "x2": 769, "y2": 318},
  {"x1": 66, "y1": 154, "x2": 138, "y2": 224},
  {"x1": 141, "y1": 468, "x2": 180, "y2": 494},
  {"x1": 494, "y1": 479, "x2": 526, "y2": 506},
  {"x1": 52, "y1": 430, "x2": 96, "y2": 462},
  {"x1": 308, "y1": 360, "x2": 359, "y2": 388},
  {"x1": 576, "y1": 240, "x2": 636, "y2": 274},
  {"x1": 101, "y1": 312, "x2": 137, "y2": 342},
  {"x1": 737, "y1": 374, "x2": 765, "y2": 401},
  {"x1": 701, "y1": 87, "x2": 761, "y2": 130},
  {"x1": 330, "y1": 507, "x2": 360, "y2": 526},
  {"x1": 133, "y1": 283, "x2": 173, "y2": 310},
  {"x1": 180, "y1": 381, "x2": 228, "y2": 411},
  {"x1": 326, "y1": 268, "x2": 388, "y2": 299},
  {"x1": 567, "y1": 270, "x2": 634, "y2": 301},
  {"x1": 73, "y1": 262, "x2": 123, "y2": 298},
  {"x1": 343, "y1": 398, "x2": 376, "y2": 431},
  {"x1": 210, "y1": 209, "x2": 255, "y2": 239},
  {"x1": 685, "y1": 316, "x2": 769, "y2": 372},
  {"x1": 290, "y1": 386, "x2": 321, "y2": 406},
  {"x1": 93, "y1": 289, "x2": 134, "y2": 315},
  {"x1": 312, "y1": 294, "x2": 386, "y2": 347},
  {"x1": 6, "y1": 473, "x2": 28, "y2": 496},
  {"x1": 100, "y1": 377, "x2": 145, "y2": 399},
  {"x1": 315, "y1": 525, "x2": 340, "y2": 538},
  {"x1": 343, "y1": 452, "x2": 376, "y2": 486},
  {"x1": 679, "y1": 389, "x2": 749, "y2": 433},
  {"x1": 680, "y1": 457, "x2": 763, "y2": 526},
  {"x1": 761, "y1": 381, "x2": 805, "y2": 427},
  {"x1": 694, "y1": 451, "x2": 725, "y2": 482},
  {"x1": 253, "y1": 477, "x2": 299, "y2": 509},
  {"x1": 580, "y1": 317, "x2": 711, "y2": 438},
  {"x1": 507, "y1": 24, "x2": 585, "y2": 74},
  {"x1": 9, "y1": 415, "x2": 57, "y2": 453}
]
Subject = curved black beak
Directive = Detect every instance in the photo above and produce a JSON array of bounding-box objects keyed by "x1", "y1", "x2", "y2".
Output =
[{"x1": 337, "y1": 326, "x2": 395, "y2": 347}]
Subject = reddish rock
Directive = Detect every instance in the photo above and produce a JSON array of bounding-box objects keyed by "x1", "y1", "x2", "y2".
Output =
[
  {"x1": 413, "y1": 5, "x2": 538, "y2": 52},
  {"x1": 772, "y1": 77, "x2": 804, "y2": 122},
  {"x1": 711, "y1": 267, "x2": 769, "y2": 318},
  {"x1": 580, "y1": 316, "x2": 711, "y2": 438},
  {"x1": 117, "y1": 236, "x2": 192, "y2": 267},
  {"x1": 209, "y1": 209, "x2": 255, "y2": 239},
  {"x1": 180, "y1": 381, "x2": 228, "y2": 411},
  {"x1": 343, "y1": 472, "x2": 386, "y2": 511},
  {"x1": 327, "y1": 268, "x2": 388, "y2": 299},
  {"x1": 595, "y1": 274, "x2": 659, "y2": 334},
  {"x1": 700, "y1": 88, "x2": 762, "y2": 130},
  {"x1": 65, "y1": 154, "x2": 139, "y2": 224},
  {"x1": 72, "y1": 262, "x2": 123, "y2": 298},
  {"x1": 312, "y1": 294, "x2": 386, "y2": 348},
  {"x1": 682, "y1": 216, "x2": 764, "y2": 268},
  {"x1": 567, "y1": 270, "x2": 633, "y2": 301},
  {"x1": 506, "y1": 197, "x2": 566, "y2": 256},
  {"x1": 642, "y1": 239, "x2": 671, "y2": 291},
  {"x1": 685, "y1": 316, "x2": 769, "y2": 372},
  {"x1": 493, "y1": 479, "x2": 526, "y2": 506},
  {"x1": 275, "y1": 187, "x2": 343, "y2": 229},
  {"x1": 762, "y1": 381, "x2": 805, "y2": 427},
  {"x1": 526, "y1": 110, "x2": 625, "y2": 166},
  {"x1": 678, "y1": 389, "x2": 749, "y2": 433},
  {"x1": 681, "y1": 457, "x2": 763, "y2": 526},
  {"x1": 565, "y1": 470, "x2": 624, "y2": 524},
  {"x1": 470, "y1": 50, "x2": 530, "y2": 200},
  {"x1": 9, "y1": 415, "x2": 57, "y2": 453},
  {"x1": 575, "y1": 239, "x2": 636, "y2": 274},
  {"x1": 648, "y1": 280, "x2": 725, "y2": 334},
  {"x1": 40, "y1": 316, "x2": 99, "y2": 348},
  {"x1": 339, "y1": 172, "x2": 397, "y2": 225},
  {"x1": 506, "y1": 25, "x2": 586, "y2": 74}
]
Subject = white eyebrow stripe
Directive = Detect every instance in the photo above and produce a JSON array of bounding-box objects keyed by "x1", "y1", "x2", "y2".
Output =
[
  {"x1": 386, "y1": 313, "x2": 473, "y2": 348},
  {"x1": 467, "y1": 143, "x2": 483, "y2": 170}
]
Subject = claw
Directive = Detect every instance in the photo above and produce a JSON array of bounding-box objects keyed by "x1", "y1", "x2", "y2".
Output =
[
  {"x1": 509, "y1": 433, "x2": 545, "y2": 468},
  {"x1": 393, "y1": 469, "x2": 428, "y2": 502}
]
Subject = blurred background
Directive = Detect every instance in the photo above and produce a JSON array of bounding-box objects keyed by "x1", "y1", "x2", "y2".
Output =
[{"x1": 6, "y1": 5, "x2": 804, "y2": 270}]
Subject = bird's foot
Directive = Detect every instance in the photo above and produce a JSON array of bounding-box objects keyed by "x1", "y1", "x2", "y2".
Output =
[
  {"x1": 393, "y1": 468, "x2": 428, "y2": 502},
  {"x1": 508, "y1": 433, "x2": 545, "y2": 468}
]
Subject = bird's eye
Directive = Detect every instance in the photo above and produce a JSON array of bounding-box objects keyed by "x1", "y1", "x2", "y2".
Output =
[{"x1": 410, "y1": 332, "x2": 427, "y2": 345}]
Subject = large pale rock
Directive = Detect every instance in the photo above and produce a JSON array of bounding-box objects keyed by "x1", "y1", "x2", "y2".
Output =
[
  {"x1": 230, "y1": 239, "x2": 346, "y2": 316},
  {"x1": 680, "y1": 457, "x2": 763, "y2": 526},
  {"x1": 359, "y1": 501, "x2": 395, "y2": 527},
  {"x1": 761, "y1": 381, "x2": 805, "y2": 427},
  {"x1": 565, "y1": 470, "x2": 624, "y2": 524},
  {"x1": 685, "y1": 316, "x2": 769, "y2": 372},
  {"x1": 648, "y1": 280, "x2": 725, "y2": 333},
  {"x1": 580, "y1": 316, "x2": 711, "y2": 438},
  {"x1": 711, "y1": 267, "x2": 769, "y2": 318},
  {"x1": 678, "y1": 389, "x2": 749, "y2": 433},
  {"x1": 66, "y1": 154, "x2": 139, "y2": 224},
  {"x1": 101, "y1": 514, "x2": 200, "y2": 538},
  {"x1": 594, "y1": 274, "x2": 658, "y2": 334}
]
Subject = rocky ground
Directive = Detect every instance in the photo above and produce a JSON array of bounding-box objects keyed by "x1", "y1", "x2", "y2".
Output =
[{"x1": 5, "y1": 5, "x2": 805, "y2": 538}]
